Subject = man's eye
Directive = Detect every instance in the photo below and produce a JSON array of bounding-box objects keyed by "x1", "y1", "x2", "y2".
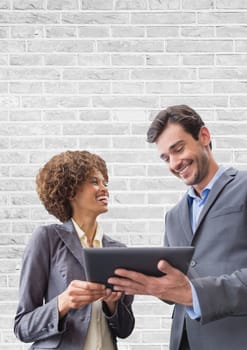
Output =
[
  {"x1": 176, "y1": 146, "x2": 184, "y2": 153},
  {"x1": 161, "y1": 155, "x2": 169, "y2": 163}
]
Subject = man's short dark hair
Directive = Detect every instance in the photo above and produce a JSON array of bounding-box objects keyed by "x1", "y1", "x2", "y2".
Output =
[{"x1": 147, "y1": 105, "x2": 211, "y2": 148}]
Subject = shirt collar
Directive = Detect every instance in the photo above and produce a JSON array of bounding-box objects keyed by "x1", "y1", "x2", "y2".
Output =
[
  {"x1": 71, "y1": 218, "x2": 103, "y2": 248},
  {"x1": 188, "y1": 165, "x2": 226, "y2": 200}
]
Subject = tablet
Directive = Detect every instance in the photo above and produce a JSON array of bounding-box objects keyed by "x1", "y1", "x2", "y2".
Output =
[{"x1": 82, "y1": 246, "x2": 194, "y2": 288}]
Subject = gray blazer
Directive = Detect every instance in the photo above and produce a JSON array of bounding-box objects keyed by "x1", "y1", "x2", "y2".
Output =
[
  {"x1": 14, "y1": 220, "x2": 134, "y2": 350},
  {"x1": 165, "y1": 168, "x2": 247, "y2": 350}
]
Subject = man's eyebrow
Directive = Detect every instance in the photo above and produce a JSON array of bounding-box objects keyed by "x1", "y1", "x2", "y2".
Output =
[
  {"x1": 159, "y1": 140, "x2": 185, "y2": 160},
  {"x1": 169, "y1": 140, "x2": 185, "y2": 150}
]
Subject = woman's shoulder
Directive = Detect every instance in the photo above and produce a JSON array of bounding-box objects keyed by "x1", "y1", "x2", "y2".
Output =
[
  {"x1": 102, "y1": 233, "x2": 126, "y2": 248},
  {"x1": 28, "y1": 223, "x2": 62, "y2": 246}
]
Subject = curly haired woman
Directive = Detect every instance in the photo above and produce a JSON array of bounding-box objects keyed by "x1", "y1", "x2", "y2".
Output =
[{"x1": 14, "y1": 150, "x2": 135, "y2": 350}]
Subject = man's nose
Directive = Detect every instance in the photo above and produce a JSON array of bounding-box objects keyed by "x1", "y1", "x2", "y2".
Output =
[{"x1": 169, "y1": 155, "x2": 182, "y2": 172}]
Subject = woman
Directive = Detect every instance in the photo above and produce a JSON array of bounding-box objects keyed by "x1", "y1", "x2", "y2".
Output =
[{"x1": 14, "y1": 150, "x2": 135, "y2": 350}]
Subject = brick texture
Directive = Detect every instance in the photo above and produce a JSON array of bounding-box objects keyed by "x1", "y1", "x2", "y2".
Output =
[{"x1": 1, "y1": 1, "x2": 247, "y2": 349}]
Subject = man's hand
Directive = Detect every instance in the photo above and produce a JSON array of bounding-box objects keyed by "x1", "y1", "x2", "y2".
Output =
[{"x1": 108, "y1": 260, "x2": 192, "y2": 306}]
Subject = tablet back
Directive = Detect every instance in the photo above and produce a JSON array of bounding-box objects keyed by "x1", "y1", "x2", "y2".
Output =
[{"x1": 82, "y1": 246, "x2": 194, "y2": 287}]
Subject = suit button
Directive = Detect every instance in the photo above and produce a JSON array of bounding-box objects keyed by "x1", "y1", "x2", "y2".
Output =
[{"x1": 190, "y1": 260, "x2": 196, "y2": 267}]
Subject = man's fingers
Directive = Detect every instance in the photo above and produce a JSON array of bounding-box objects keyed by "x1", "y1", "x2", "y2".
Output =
[
  {"x1": 108, "y1": 276, "x2": 130, "y2": 288},
  {"x1": 157, "y1": 260, "x2": 174, "y2": 274},
  {"x1": 108, "y1": 269, "x2": 146, "y2": 291},
  {"x1": 113, "y1": 269, "x2": 147, "y2": 283}
]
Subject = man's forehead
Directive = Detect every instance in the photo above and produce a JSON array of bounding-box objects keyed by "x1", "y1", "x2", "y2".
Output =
[{"x1": 156, "y1": 124, "x2": 186, "y2": 145}]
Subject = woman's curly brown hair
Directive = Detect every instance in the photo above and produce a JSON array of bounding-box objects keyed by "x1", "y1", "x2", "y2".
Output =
[{"x1": 36, "y1": 150, "x2": 108, "y2": 223}]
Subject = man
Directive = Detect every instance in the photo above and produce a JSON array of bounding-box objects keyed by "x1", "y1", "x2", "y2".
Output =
[{"x1": 108, "y1": 105, "x2": 247, "y2": 350}]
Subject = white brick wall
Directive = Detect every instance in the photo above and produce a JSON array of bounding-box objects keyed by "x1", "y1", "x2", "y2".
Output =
[{"x1": 1, "y1": 0, "x2": 247, "y2": 349}]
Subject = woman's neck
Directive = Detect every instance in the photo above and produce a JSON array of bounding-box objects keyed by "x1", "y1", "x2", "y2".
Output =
[{"x1": 72, "y1": 215, "x2": 97, "y2": 245}]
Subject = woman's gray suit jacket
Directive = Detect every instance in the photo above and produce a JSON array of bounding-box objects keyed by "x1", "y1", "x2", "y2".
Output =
[
  {"x1": 165, "y1": 168, "x2": 247, "y2": 350},
  {"x1": 14, "y1": 220, "x2": 134, "y2": 350}
]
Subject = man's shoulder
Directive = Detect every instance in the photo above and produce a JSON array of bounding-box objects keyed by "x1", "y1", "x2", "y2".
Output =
[
  {"x1": 235, "y1": 169, "x2": 247, "y2": 179},
  {"x1": 166, "y1": 193, "x2": 188, "y2": 216},
  {"x1": 225, "y1": 167, "x2": 247, "y2": 186}
]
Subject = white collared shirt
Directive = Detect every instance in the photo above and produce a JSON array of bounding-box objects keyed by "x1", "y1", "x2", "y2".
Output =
[{"x1": 71, "y1": 219, "x2": 115, "y2": 350}]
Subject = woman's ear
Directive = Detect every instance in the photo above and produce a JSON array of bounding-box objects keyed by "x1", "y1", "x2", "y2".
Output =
[{"x1": 68, "y1": 193, "x2": 75, "y2": 203}]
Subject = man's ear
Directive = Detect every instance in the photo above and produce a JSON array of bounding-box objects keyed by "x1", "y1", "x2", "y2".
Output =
[{"x1": 199, "y1": 126, "x2": 211, "y2": 148}]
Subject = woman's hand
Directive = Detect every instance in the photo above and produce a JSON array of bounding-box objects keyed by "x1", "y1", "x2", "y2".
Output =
[
  {"x1": 101, "y1": 289, "x2": 122, "y2": 315},
  {"x1": 58, "y1": 280, "x2": 107, "y2": 318}
]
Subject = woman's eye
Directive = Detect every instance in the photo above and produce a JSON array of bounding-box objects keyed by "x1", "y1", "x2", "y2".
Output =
[
  {"x1": 90, "y1": 179, "x2": 98, "y2": 185},
  {"x1": 90, "y1": 178, "x2": 108, "y2": 187}
]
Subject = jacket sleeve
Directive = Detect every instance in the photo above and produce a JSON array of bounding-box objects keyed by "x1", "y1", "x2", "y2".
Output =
[
  {"x1": 102, "y1": 293, "x2": 135, "y2": 338},
  {"x1": 101, "y1": 234, "x2": 135, "y2": 338},
  {"x1": 192, "y1": 268, "x2": 247, "y2": 324},
  {"x1": 14, "y1": 226, "x2": 67, "y2": 343}
]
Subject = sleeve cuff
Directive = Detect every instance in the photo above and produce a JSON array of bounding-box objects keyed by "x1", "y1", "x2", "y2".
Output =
[{"x1": 186, "y1": 281, "x2": 202, "y2": 320}]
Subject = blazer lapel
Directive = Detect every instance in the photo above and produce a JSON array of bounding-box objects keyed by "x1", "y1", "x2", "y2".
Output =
[
  {"x1": 194, "y1": 167, "x2": 237, "y2": 237},
  {"x1": 179, "y1": 194, "x2": 194, "y2": 244},
  {"x1": 55, "y1": 219, "x2": 85, "y2": 268}
]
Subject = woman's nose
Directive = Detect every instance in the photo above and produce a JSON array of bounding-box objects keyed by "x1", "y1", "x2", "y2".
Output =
[{"x1": 99, "y1": 181, "x2": 108, "y2": 191}]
